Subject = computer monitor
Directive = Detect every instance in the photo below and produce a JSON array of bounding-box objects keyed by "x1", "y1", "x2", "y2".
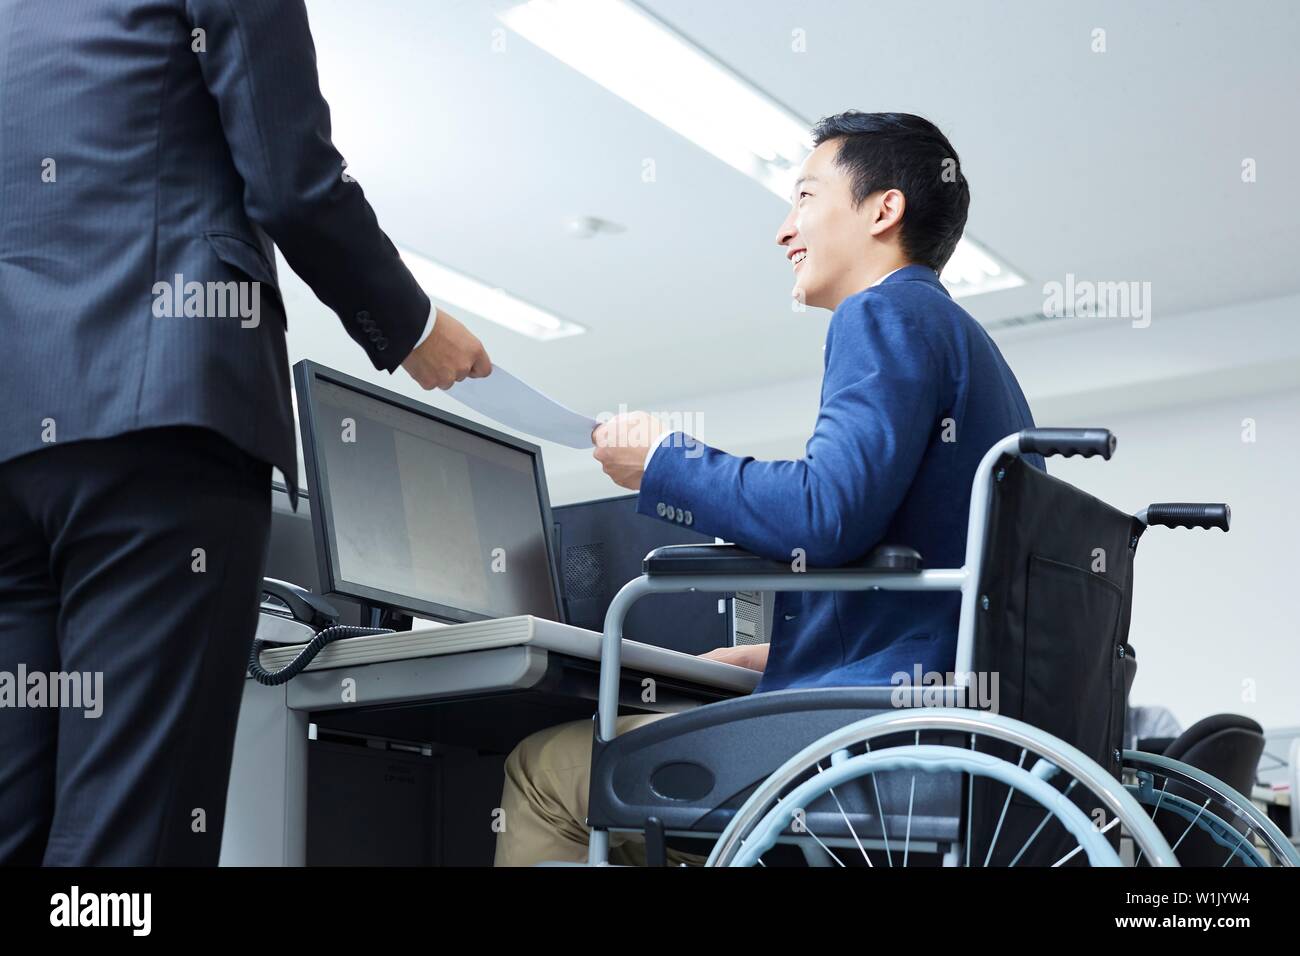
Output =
[{"x1": 293, "y1": 360, "x2": 563, "y2": 624}]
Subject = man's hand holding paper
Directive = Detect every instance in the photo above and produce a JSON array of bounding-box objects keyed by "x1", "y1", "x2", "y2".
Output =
[{"x1": 591, "y1": 412, "x2": 669, "y2": 491}]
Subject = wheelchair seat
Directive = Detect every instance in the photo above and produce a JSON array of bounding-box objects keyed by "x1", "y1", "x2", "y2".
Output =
[{"x1": 588, "y1": 687, "x2": 964, "y2": 845}]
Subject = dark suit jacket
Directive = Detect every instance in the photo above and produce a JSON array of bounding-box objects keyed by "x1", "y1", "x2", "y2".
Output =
[{"x1": 0, "y1": 0, "x2": 431, "y2": 499}]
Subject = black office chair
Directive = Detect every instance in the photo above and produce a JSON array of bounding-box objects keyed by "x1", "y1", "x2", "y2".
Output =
[
  {"x1": 1149, "y1": 715, "x2": 1266, "y2": 797},
  {"x1": 582, "y1": 429, "x2": 1236, "y2": 867}
]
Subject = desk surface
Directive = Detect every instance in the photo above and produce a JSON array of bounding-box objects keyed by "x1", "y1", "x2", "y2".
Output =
[
  {"x1": 1252, "y1": 785, "x2": 1292, "y2": 807},
  {"x1": 256, "y1": 614, "x2": 761, "y2": 695}
]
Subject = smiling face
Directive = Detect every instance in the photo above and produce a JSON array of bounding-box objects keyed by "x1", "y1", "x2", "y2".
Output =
[{"x1": 776, "y1": 138, "x2": 906, "y2": 311}]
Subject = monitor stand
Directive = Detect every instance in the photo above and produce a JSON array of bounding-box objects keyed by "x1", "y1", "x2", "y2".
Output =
[{"x1": 359, "y1": 600, "x2": 413, "y2": 633}]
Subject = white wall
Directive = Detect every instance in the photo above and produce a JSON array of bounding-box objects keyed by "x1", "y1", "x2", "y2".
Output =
[{"x1": 1048, "y1": 388, "x2": 1300, "y2": 730}]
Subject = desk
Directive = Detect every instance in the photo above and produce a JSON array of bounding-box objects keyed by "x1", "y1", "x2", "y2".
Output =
[
  {"x1": 1251, "y1": 784, "x2": 1294, "y2": 845},
  {"x1": 220, "y1": 615, "x2": 757, "y2": 866}
]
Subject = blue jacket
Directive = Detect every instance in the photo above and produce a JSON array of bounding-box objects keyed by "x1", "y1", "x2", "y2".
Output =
[{"x1": 638, "y1": 264, "x2": 1041, "y2": 691}]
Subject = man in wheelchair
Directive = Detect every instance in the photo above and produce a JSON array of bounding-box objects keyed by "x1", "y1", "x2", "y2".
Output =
[{"x1": 494, "y1": 111, "x2": 1043, "y2": 866}]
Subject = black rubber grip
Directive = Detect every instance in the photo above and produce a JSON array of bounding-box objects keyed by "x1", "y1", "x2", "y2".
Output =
[
  {"x1": 1146, "y1": 503, "x2": 1230, "y2": 531},
  {"x1": 1019, "y1": 428, "x2": 1116, "y2": 460}
]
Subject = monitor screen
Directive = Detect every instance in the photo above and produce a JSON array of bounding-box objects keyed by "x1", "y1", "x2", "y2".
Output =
[{"x1": 294, "y1": 362, "x2": 562, "y2": 623}]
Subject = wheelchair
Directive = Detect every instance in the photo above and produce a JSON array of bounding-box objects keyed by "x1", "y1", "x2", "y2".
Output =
[{"x1": 580, "y1": 428, "x2": 1299, "y2": 867}]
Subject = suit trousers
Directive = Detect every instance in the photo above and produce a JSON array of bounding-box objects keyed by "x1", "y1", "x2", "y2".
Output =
[{"x1": 0, "y1": 427, "x2": 270, "y2": 865}]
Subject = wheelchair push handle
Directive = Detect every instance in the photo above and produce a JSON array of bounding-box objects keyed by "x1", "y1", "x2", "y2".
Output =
[
  {"x1": 1144, "y1": 502, "x2": 1231, "y2": 531},
  {"x1": 1018, "y1": 428, "x2": 1116, "y2": 460}
]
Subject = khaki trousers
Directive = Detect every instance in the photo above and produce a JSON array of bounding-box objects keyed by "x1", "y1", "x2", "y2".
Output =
[{"x1": 494, "y1": 713, "x2": 710, "y2": 866}]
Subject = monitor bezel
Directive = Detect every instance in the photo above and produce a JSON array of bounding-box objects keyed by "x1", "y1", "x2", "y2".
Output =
[{"x1": 293, "y1": 359, "x2": 565, "y2": 625}]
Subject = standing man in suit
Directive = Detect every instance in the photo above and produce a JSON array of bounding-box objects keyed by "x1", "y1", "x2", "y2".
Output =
[{"x1": 0, "y1": 0, "x2": 488, "y2": 865}]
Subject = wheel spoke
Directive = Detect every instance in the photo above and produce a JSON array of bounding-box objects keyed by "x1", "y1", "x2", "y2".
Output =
[
  {"x1": 1008, "y1": 779, "x2": 1078, "y2": 867},
  {"x1": 965, "y1": 733, "x2": 975, "y2": 867},
  {"x1": 903, "y1": 773, "x2": 916, "y2": 868},
  {"x1": 1052, "y1": 815, "x2": 1119, "y2": 867},
  {"x1": 982, "y1": 748, "x2": 1028, "y2": 866},
  {"x1": 1134, "y1": 775, "x2": 1172, "y2": 867},
  {"x1": 800, "y1": 820, "x2": 846, "y2": 867},
  {"x1": 1149, "y1": 776, "x2": 1171, "y2": 821},
  {"x1": 816, "y1": 761, "x2": 872, "y2": 867},
  {"x1": 864, "y1": 742, "x2": 893, "y2": 867},
  {"x1": 901, "y1": 731, "x2": 920, "y2": 867},
  {"x1": 1169, "y1": 798, "x2": 1212, "y2": 854},
  {"x1": 1223, "y1": 827, "x2": 1253, "y2": 867}
]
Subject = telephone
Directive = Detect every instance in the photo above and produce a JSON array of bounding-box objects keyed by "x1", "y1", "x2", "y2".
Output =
[{"x1": 249, "y1": 578, "x2": 389, "y2": 685}]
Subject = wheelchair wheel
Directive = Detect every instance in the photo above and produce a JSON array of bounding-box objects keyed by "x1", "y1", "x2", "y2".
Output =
[
  {"x1": 707, "y1": 708, "x2": 1178, "y2": 867},
  {"x1": 1123, "y1": 750, "x2": 1299, "y2": 867}
]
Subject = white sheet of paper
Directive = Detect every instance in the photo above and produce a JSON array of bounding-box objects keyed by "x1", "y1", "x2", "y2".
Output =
[{"x1": 446, "y1": 365, "x2": 597, "y2": 449}]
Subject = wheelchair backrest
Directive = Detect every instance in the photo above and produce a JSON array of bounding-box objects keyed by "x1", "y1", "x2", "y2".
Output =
[{"x1": 968, "y1": 454, "x2": 1144, "y2": 864}]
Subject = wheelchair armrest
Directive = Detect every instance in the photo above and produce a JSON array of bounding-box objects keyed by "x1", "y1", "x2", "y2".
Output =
[{"x1": 642, "y1": 542, "x2": 922, "y2": 576}]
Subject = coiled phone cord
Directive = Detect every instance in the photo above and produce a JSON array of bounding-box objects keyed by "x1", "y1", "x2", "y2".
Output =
[{"x1": 248, "y1": 625, "x2": 393, "y2": 686}]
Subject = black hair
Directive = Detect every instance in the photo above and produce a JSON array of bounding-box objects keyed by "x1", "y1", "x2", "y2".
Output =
[{"x1": 810, "y1": 111, "x2": 969, "y2": 272}]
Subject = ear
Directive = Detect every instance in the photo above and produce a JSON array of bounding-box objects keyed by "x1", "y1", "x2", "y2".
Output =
[{"x1": 868, "y1": 188, "x2": 906, "y2": 238}]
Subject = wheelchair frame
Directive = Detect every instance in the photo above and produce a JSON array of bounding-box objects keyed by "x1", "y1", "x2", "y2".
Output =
[{"x1": 586, "y1": 428, "x2": 1257, "y2": 867}]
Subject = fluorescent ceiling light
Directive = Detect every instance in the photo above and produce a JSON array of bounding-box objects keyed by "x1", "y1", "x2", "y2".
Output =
[
  {"x1": 940, "y1": 236, "x2": 1026, "y2": 300},
  {"x1": 499, "y1": 0, "x2": 1024, "y2": 300},
  {"x1": 498, "y1": 0, "x2": 811, "y2": 198},
  {"x1": 399, "y1": 246, "x2": 586, "y2": 341}
]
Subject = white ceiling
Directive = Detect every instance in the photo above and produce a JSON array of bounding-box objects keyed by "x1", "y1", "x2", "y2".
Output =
[{"x1": 279, "y1": 0, "x2": 1300, "y2": 495}]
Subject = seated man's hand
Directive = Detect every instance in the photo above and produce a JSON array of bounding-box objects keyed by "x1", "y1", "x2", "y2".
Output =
[
  {"x1": 698, "y1": 644, "x2": 769, "y2": 673},
  {"x1": 591, "y1": 411, "x2": 667, "y2": 490},
  {"x1": 402, "y1": 308, "x2": 492, "y2": 390}
]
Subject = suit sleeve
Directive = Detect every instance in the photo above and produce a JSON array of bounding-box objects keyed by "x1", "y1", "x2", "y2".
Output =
[
  {"x1": 638, "y1": 296, "x2": 943, "y2": 566},
  {"x1": 184, "y1": 0, "x2": 429, "y2": 371}
]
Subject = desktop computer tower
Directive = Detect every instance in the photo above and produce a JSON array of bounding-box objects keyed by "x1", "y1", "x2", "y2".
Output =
[{"x1": 552, "y1": 494, "x2": 772, "y2": 655}]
